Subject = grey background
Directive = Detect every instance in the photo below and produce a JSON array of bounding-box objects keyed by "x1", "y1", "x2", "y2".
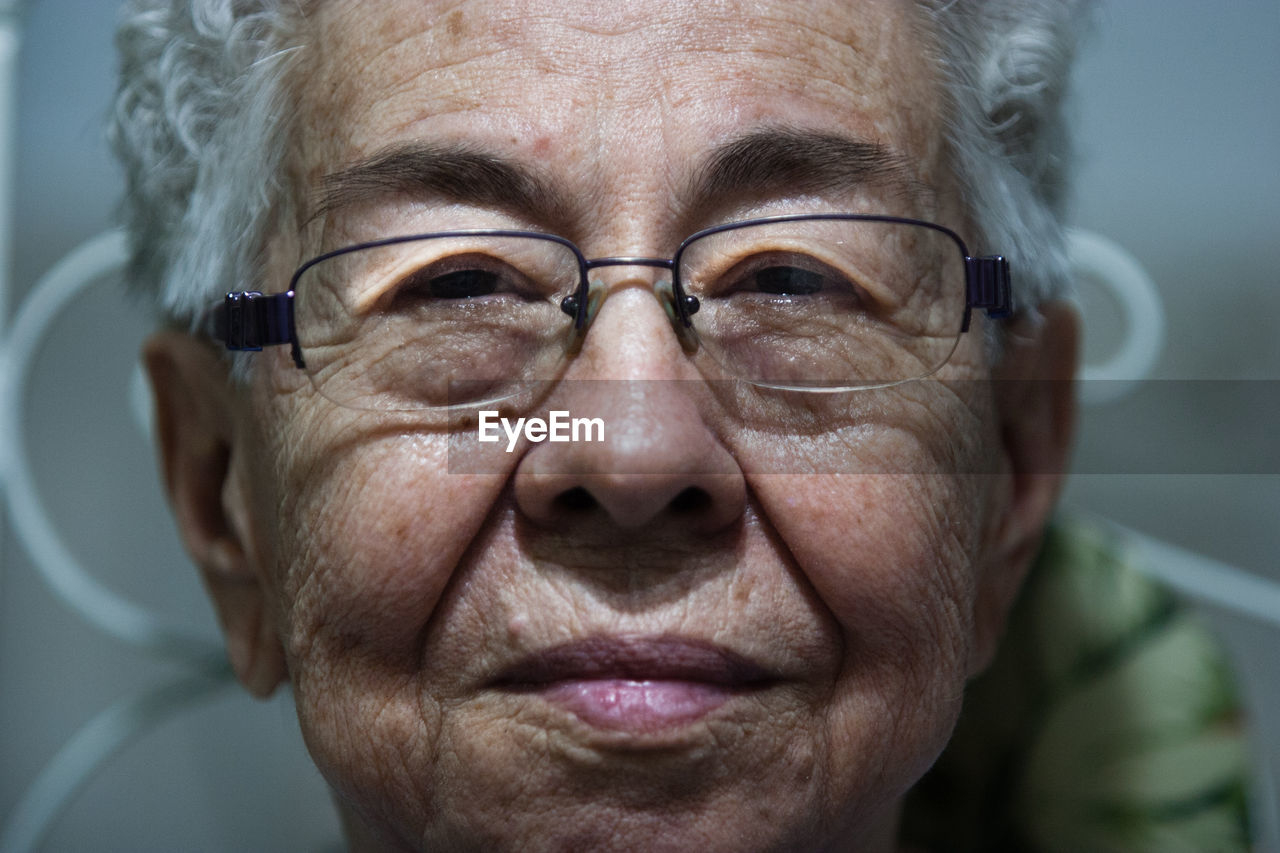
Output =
[{"x1": 2, "y1": 1, "x2": 1278, "y2": 849}]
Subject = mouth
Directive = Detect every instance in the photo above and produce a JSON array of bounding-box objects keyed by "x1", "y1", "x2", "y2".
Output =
[{"x1": 490, "y1": 635, "x2": 778, "y2": 733}]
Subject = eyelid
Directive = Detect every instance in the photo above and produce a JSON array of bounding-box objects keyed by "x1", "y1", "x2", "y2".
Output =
[
  {"x1": 386, "y1": 253, "x2": 546, "y2": 307},
  {"x1": 391, "y1": 265, "x2": 500, "y2": 303},
  {"x1": 697, "y1": 249, "x2": 878, "y2": 304},
  {"x1": 343, "y1": 245, "x2": 461, "y2": 314},
  {"x1": 349, "y1": 249, "x2": 541, "y2": 315}
]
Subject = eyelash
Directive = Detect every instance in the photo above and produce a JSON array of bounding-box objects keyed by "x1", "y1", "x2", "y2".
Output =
[
  {"x1": 388, "y1": 254, "x2": 540, "y2": 305},
  {"x1": 704, "y1": 252, "x2": 869, "y2": 307}
]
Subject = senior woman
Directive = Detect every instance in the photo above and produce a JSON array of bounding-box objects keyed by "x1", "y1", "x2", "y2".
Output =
[{"x1": 110, "y1": 0, "x2": 1245, "y2": 850}]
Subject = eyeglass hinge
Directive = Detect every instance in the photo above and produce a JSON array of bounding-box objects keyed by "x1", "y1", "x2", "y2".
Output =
[
  {"x1": 219, "y1": 291, "x2": 296, "y2": 351},
  {"x1": 966, "y1": 256, "x2": 1012, "y2": 318}
]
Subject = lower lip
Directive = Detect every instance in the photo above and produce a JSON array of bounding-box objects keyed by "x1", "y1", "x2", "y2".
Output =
[{"x1": 536, "y1": 679, "x2": 735, "y2": 732}]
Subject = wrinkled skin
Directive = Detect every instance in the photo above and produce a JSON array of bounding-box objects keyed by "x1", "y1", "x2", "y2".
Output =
[{"x1": 145, "y1": 0, "x2": 1077, "y2": 850}]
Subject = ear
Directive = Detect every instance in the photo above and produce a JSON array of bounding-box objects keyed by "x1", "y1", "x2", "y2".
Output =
[
  {"x1": 144, "y1": 331, "x2": 287, "y2": 697},
  {"x1": 969, "y1": 301, "x2": 1079, "y2": 674}
]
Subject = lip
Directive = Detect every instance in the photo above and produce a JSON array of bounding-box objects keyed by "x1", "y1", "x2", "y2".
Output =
[{"x1": 491, "y1": 635, "x2": 777, "y2": 732}]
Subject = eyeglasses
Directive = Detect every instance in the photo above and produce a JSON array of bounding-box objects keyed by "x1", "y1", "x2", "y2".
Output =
[{"x1": 211, "y1": 213, "x2": 1011, "y2": 411}]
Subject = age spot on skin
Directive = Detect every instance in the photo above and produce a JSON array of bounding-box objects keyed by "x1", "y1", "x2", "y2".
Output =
[{"x1": 445, "y1": 9, "x2": 464, "y2": 40}]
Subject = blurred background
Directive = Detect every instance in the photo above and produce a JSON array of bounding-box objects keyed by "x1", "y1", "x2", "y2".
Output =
[{"x1": 2, "y1": 0, "x2": 1277, "y2": 849}]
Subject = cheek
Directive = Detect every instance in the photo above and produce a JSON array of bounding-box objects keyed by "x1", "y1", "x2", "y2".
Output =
[
  {"x1": 763, "y1": 474, "x2": 980, "y2": 663},
  {"x1": 748, "y1": 464, "x2": 989, "y2": 798},
  {"x1": 741, "y1": 386, "x2": 995, "y2": 679},
  {"x1": 264, "y1": 428, "x2": 510, "y2": 821},
  {"x1": 276, "y1": 435, "x2": 486, "y2": 657}
]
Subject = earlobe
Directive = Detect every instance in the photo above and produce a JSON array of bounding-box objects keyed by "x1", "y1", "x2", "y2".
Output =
[
  {"x1": 970, "y1": 301, "x2": 1080, "y2": 674},
  {"x1": 144, "y1": 331, "x2": 287, "y2": 697}
]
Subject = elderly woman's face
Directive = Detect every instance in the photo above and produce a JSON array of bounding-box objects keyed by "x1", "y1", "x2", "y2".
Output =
[{"x1": 164, "y1": 0, "x2": 1071, "y2": 850}]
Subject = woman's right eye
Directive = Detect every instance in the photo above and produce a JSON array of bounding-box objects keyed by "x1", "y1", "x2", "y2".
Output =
[{"x1": 412, "y1": 268, "x2": 502, "y2": 299}]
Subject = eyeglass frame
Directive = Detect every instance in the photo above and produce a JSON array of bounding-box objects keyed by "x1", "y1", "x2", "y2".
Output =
[{"x1": 210, "y1": 212, "x2": 1013, "y2": 373}]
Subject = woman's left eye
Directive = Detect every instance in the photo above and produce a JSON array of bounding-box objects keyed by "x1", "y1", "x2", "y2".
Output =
[{"x1": 748, "y1": 265, "x2": 826, "y2": 296}]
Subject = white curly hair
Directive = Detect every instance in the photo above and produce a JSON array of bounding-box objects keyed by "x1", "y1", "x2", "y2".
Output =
[{"x1": 111, "y1": 0, "x2": 1094, "y2": 328}]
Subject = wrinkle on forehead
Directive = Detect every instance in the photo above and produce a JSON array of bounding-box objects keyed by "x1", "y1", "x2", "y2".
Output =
[{"x1": 292, "y1": 0, "x2": 951, "y2": 247}]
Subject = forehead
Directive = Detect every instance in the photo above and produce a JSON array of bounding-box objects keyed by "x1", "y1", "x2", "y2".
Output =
[{"x1": 295, "y1": 0, "x2": 946, "y2": 230}]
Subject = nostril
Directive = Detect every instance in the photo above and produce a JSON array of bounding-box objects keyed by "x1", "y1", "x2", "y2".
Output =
[
  {"x1": 546, "y1": 484, "x2": 715, "y2": 521},
  {"x1": 668, "y1": 487, "x2": 711, "y2": 516},
  {"x1": 554, "y1": 486, "x2": 597, "y2": 513}
]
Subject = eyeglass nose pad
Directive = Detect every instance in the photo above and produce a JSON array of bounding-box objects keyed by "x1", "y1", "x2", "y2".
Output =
[
  {"x1": 562, "y1": 279, "x2": 609, "y2": 355},
  {"x1": 655, "y1": 280, "x2": 699, "y2": 354}
]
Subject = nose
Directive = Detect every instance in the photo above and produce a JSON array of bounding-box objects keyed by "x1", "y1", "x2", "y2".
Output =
[
  {"x1": 560, "y1": 256, "x2": 697, "y2": 349},
  {"x1": 512, "y1": 381, "x2": 747, "y2": 534},
  {"x1": 513, "y1": 280, "x2": 745, "y2": 536}
]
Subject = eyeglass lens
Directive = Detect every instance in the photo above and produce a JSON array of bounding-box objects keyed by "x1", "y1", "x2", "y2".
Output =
[{"x1": 290, "y1": 219, "x2": 966, "y2": 411}]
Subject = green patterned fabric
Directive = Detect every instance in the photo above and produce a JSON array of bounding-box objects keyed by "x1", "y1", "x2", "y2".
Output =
[{"x1": 903, "y1": 520, "x2": 1252, "y2": 852}]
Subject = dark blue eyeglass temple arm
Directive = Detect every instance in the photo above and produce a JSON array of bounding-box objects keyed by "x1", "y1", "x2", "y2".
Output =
[
  {"x1": 213, "y1": 290, "x2": 305, "y2": 367},
  {"x1": 962, "y1": 255, "x2": 1012, "y2": 332}
]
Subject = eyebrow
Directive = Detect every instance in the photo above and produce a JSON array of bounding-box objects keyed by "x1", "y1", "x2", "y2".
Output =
[
  {"x1": 311, "y1": 127, "x2": 927, "y2": 230},
  {"x1": 688, "y1": 126, "x2": 929, "y2": 215},
  {"x1": 310, "y1": 142, "x2": 574, "y2": 228}
]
